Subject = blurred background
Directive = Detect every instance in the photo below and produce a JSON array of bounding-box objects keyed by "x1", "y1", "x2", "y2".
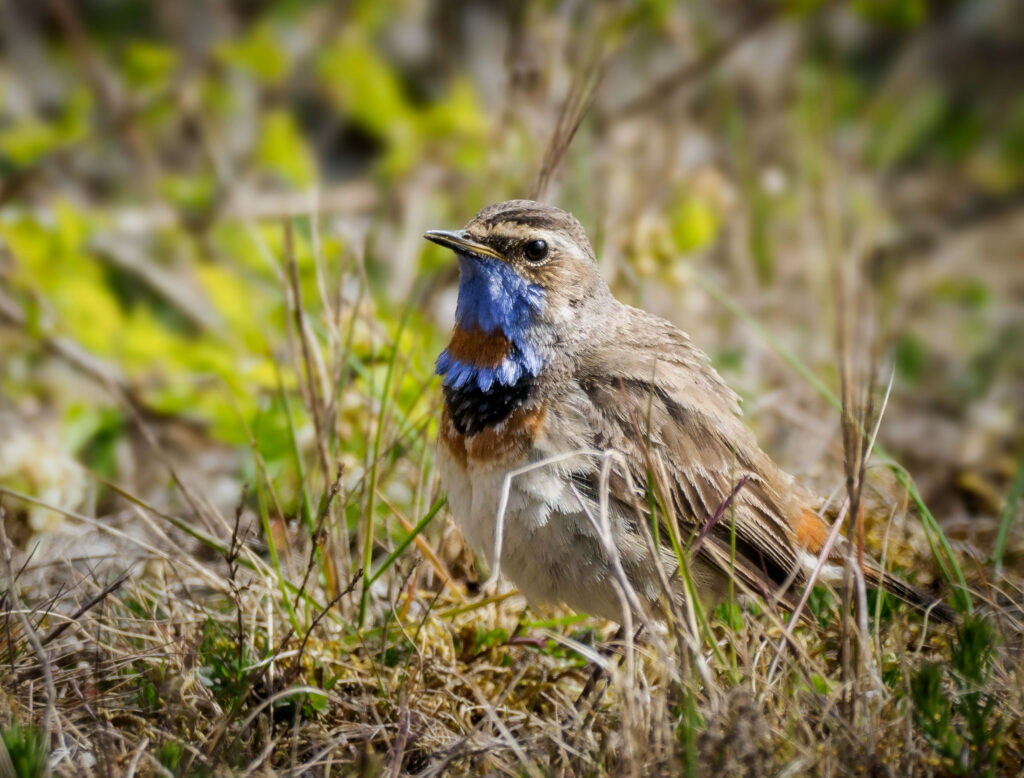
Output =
[{"x1": 1, "y1": 0, "x2": 1022, "y2": 576}]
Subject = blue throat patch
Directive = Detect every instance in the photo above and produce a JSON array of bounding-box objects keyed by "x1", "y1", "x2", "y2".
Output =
[{"x1": 436, "y1": 254, "x2": 545, "y2": 393}]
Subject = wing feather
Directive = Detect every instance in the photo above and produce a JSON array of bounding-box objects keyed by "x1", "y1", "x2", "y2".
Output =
[{"x1": 571, "y1": 307, "x2": 816, "y2": 605}]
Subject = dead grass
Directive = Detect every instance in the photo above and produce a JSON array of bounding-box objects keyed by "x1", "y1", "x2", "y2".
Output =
[{"x1": 2, "y1": 252, "x2": 1022, "y2": 774}]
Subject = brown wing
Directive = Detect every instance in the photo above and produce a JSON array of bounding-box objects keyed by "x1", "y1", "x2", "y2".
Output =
[
  {"x1": 572, "y1": 307, "x2": 819, "y2": 607},
  {"x1": 572, "y1": 306, "x2": 954, "y2": 622}
]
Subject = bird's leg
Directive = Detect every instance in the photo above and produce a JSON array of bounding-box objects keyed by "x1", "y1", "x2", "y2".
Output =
[{"x1": 573, "y1": 624, "x2": 643, "y2": 712}]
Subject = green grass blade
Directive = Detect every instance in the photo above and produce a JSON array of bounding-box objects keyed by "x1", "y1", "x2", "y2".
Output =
[
  {"x1": 252, "y1": 455, "x2": 301, "y2": 632},
  {"x1": 366, "y1": 495, "x2": 446, "y2": 588},
  {"x1": 992, "y1": 456, "x2": 1024, "y2": 572},
  {"x1": 359, "y1": 295, "x2": 418, "y2": 626},
  {"x1": 273, "y1": 358, "x2": 316, "y2": 534}
]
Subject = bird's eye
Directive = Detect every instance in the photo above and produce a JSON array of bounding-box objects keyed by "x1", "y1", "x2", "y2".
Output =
[{"x1": 524, "y1": 239, "x2": 549, "y2": 263}]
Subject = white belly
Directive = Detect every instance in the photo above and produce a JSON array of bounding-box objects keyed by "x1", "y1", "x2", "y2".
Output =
[{"x1": 437, "y1": 445, "x2": 662, "y2": 621}]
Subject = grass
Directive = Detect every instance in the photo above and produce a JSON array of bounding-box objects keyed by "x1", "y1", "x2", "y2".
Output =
[
  {"x1": 1, "y1": 721, "x2": 48, "y2": 778},
  {"x1": 2, "y1": 248, "x2": 1022, "y2": 774},
  {"x1": 911, "y1": 616, "x2": 1005, "y2": 776}
]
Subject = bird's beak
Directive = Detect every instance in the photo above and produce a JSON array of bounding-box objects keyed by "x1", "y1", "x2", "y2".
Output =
[{"x1": 423, "y1": 229, "x2": 503, "y2": 260}]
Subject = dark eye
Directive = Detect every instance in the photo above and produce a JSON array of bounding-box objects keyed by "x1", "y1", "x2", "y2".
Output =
[{"x1": 524, "y1": 239, "x2": 548, "y2": 263}]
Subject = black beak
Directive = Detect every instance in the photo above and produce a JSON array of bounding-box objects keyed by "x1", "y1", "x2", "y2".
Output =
[{"x1": 423, "y1": 229, "x2": 503, "y2": 260}]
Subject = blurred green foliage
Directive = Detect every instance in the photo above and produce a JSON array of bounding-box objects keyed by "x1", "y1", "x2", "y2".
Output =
[{"x1": 1, "y1": 721, "x2": 48, "y2": 778}]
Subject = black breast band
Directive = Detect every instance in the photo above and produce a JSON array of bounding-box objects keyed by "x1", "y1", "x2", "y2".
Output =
[{"x1": 444, "y1": 373, "x2": 535, "y2": 436}]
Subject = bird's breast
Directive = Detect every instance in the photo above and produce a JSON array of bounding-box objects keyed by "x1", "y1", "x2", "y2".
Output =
[
  {"x1": 439, "y1": 401, "x2": 547, "y2": 471},
  {"x1": 437, "y1": 399, "x2": 552, "y2": 567}
]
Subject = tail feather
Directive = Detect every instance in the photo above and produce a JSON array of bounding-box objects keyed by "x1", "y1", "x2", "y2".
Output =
[
  {"x1": 796, "y1": 508, "x2": 956, "y2": 624},
  {"x1": 861, "y1": 564, "x2": 957, "y2": 624}
]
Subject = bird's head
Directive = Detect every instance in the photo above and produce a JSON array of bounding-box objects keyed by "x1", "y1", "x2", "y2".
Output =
[{"x1": 426, "y1": 200, "x2": 610, "y2": 392}]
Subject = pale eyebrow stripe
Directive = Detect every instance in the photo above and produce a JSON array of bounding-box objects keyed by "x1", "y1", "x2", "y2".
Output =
[{"x1": 485, "y1": 210, "x2": 568, "y2": 230}]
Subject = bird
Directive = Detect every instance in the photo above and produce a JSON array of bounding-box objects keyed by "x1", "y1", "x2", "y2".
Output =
[{"x1": 425, "y1": 199, "x2": 952, "y2": 625}]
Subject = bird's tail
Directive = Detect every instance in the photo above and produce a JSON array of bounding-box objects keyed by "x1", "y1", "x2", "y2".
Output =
[
  {"x1": 796, "y1": 507, "x2": 956, "y2": 624},
  {"x1": 861, "y1": 563, "x2": 957, "y2": 624}
]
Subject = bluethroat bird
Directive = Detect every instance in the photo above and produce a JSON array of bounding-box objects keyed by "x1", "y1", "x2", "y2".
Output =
[{"x1": 426, "y1": 200, "x2": 952, "y2": 624}]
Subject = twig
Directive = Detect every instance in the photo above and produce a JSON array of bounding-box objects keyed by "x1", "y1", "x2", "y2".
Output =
[
  {"x1": 225, "y1": 486, "x2": 253, "y2": 667},
  {"x1": 489, "y1": 450, "x2": 604, "y2": 589},
  {"x1": 690, "y1": 475, "x2": 752, "y2": 555},
  {"x1": 124, "y1": 736, "x2": 150, "y2": 778},
  {"x1": 40, "y1": 569, "x2": 131, "y2": 647},
  {"x1": 766, "y1": 501, "x2": 851, "y2": 685},
  {"x1": 386, "y1": 691, "x2": 411, "y2": 778},
  {"x1": 289, "y1": 466, "x2": 345, "y2": 616},
  {"x1": 287, "y1": 570, "x2": 362, "y2": 685},
  {"x1": 531, "y1": 31, "x2": 613, "y2": 201}
]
